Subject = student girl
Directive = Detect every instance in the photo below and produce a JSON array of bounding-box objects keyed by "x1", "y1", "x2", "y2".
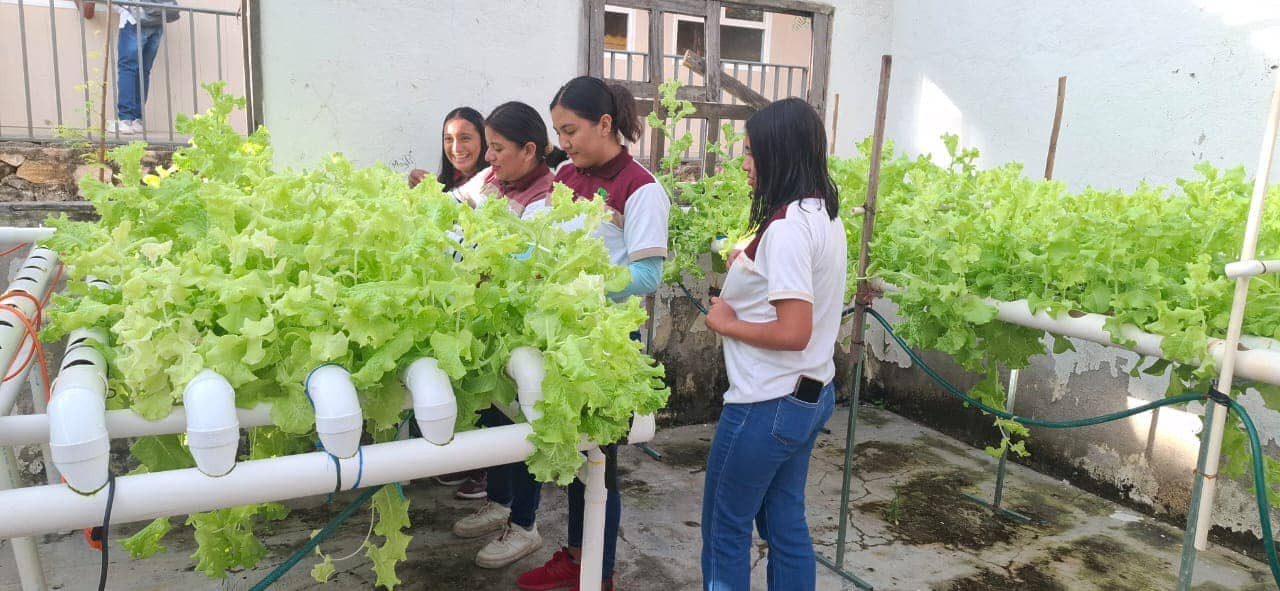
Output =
[
  {"x1": 409, "y1": 106, "x2": 489, "y2": 191},
  {"x1": 511, "y1": 76, "x2": 671, "y2": 591},
  {"x1": 700, "y1": 98, "x2": 847, "y2": 591},
  {"x1": 444, "y1": 100, "x2": 575, "y2": 570}
]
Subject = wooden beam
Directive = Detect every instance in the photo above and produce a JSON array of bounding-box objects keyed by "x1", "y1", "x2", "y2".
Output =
[
  {"x1": 1044, "y1": 76, "x2": 1067, "y2": 180},
  {"x1": 648, "y1": 7, "x2": 666, "y2": 171},
  {"x1": 585, "y1": 0, "x2": 606, "y2": 77},
  {"x1": 606, "y1": 0, "x2": 706, "y2": 16},
  {"x1": 703, "y1": 1, "x2": 723, "y2": 176},
  {"x1": 721, "y1": 0, "x2": 834, "y2": 17},
  {"x1": 682, "y1": 51, "x2": 769, "y2": 109},
  {"x1": 635, "y1": 99, "x2": 756, "y2": 121},
  {"x1": 808, "y1": 10, "x2": 833, "y2": 116},
  {"x1": 615, "y1": 79, "x2": 709, "y2": 101}
]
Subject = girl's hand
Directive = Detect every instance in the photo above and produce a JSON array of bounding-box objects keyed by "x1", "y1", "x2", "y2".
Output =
[
  {"x1": 408, "y1": 169, "x2": 428, "y2": 188},
  {"x1": 706, "y1": 296, "x2": 738, "y2": 335}
]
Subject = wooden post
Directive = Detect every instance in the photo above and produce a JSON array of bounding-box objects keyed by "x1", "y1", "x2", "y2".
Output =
[
  {"x1": 97, "y1": 0, "x2": 113, "y2": 182},
  {"x1": 850, "y1": 56, "x2": 892, "y2": 360},
  {"x1": 1044, "y1": 76, "x2": 1067, "y2": 180},
  {"x1": 703, "y1": 1, "x2": 722, "y2": 177},
  {"x1": 808, "y1": 11, "x2": 833, "y2": 117},
  {"x1": 584, "y1": 0, "x2": 606, "y2": 78},
  {"x1": 682, "y1": 51, "x2": 770, "y2": 110},
  {"x1": 830, "y1": 93, "x2": 841, "y2": 155},
  {"x1": 648, "y1": 8, "x2": 666, "y2": 172}
]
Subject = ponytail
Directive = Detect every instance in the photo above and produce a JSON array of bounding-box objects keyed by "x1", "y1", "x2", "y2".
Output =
[{"x1": 550, "y1": 76, "x2": 643, "y2": 143}]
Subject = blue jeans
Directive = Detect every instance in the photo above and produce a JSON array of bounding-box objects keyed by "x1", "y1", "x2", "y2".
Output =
[
  {"x1": 117, "y1": 23, "x2": 164, "y2": 122},
  {"x1": 701, "y1": 383, "x2": 835, "y2": 591},
  {"x1": 481, "y1": 407, "x2": 542, "y2": 529}
]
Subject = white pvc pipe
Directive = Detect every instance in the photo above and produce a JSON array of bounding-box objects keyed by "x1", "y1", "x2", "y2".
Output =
[
  {"x1": 578, "y1": 446, "x2": 608, "y2": 591},
  {"x1": 183, "y1": 370, "x2": 240, "y2": 477},
  {"x1": 1224, "y1": 259, "x2": 1280, "y2": 279},
  {"x1": 46, "y1": 329, "x2": 109, "y2": 494},
  {"x1": 0, "y1": 424, "x2": 598, "y2": 540},
  {"x1": 0, "y1": 247, "x2": 60, "y2": 400},
  {"x1": 507, "y1": 347, "x2": 546, "y2": 422},
  {"x1": 305, "y1": 365, "x2": 363, "y2": 459},
  {"x1": 0, "y1": 227, "x2": 55, "y2": 244},
  {"x1": 869, "y1": 279, "x2": 1280, "y2": 388},
  {"x1": 403, "y1": 358, "x2": 457, "y2": 445},
  {"x1": 1194, "y1": 72, "x2": 1280, "y2": 550},
  {"x1": 0, "y1": 447, "x2": 47, "y2": 591},
  {"x1": 0, "y1": 336, "x2": 39, "y2": 416}
]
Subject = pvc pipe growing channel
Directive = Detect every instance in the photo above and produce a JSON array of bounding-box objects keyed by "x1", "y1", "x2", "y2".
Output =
[{"x1": 869, "y1": 279, "x2": 1280, "y2": 388}]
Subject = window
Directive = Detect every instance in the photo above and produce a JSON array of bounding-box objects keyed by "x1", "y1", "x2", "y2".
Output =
[
  {"x1": 604, "y1": 10, "x2": 630, "y2": 51},
  {"x1": 673, "y1": 8, "x2": 767, "y2": 63}
]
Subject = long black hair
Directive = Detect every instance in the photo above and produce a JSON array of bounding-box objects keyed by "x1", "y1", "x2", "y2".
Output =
[
  {"x1": 485, "y1": 102, "x2": 569, "y2": 169},
  {"x1": 549, "y1": 76, "x2": 643, "y2": 143},
  {"x1": 437, "y1": 106, "x2": 489, "y2": 191},
  {"x1": 744, "y1": 98, "x2": 839, "y2": 230}
]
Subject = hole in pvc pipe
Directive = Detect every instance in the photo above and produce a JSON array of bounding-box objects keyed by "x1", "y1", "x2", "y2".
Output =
[
  {"x1": 1067, "y1": 309, "x2": 1087, "y2": 318},
  {"x1": 63, "y1": 359, "x2": 97, "y2": 369},
  {"x1": 69, "y1": 336, "x2": 88, "y2": 346},
  {"x1": 21, "y1": 264, "x2": 46, "y2": 273},
  {"x1": 0, "y1": 320, "x2": 12, "y2": 328},
  {"x1": 30, "y1": 254, "x2": 47, "y2": 261}
]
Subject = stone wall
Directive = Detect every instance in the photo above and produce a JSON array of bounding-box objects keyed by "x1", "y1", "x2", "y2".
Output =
[{"x1": 0, "y1": 142, "x2": 174, "y2": 203}]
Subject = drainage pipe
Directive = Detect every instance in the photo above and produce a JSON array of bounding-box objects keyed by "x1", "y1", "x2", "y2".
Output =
[{"x1": 578, "y1": 446, "x2": 608, "y2": 591}]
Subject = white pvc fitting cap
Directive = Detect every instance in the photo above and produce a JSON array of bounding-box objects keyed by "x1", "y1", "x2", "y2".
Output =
[
  {"x1": 506, "y1": 347, "x2": 546, "y2": 423},
  {"x1": 183, "y1": 370, "x2": 240, "y2": 477},
  {"x1": 403, "y1": 358, "x2": 457, "y2": 445},
  {"x1": 305, "y1": 365, "x2": 363, "y2": 459},
  {"x1": 48, "y1": 353, "x2": 109, "y2": 494}
]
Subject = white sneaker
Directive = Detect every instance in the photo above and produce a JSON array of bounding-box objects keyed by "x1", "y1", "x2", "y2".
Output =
[
  {"x1": 475, "y1": 520, "x2": 542, "y2": 569},
  {"x1": 129, "y1": 119, "x2": 146, "y2": 134},
  {"x1": 106, "y1": 120, "x2": 136, "y2": 135},
  {"x1": 452, "y1": 501, "x2": 510, "y2": 539}
]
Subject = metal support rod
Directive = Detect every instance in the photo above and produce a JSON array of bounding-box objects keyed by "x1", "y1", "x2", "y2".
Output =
[{"x1": 960, "y1": 369, "x2": 1038, "y2": 524}]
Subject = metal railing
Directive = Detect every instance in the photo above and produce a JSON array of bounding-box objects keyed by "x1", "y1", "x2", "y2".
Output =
[
  {"x1": 2, "y1": 0, "x2": 250, "y2": 146},
  {"x1": 604, "y1": 49, "x2": 809, "y2": 163}
]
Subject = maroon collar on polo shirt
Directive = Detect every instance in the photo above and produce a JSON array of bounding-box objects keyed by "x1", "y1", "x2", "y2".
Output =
[
  {"x1": 498, "y1": 165, "x2": 549, "y2": 195},
  {"x1": 579, "y1": 146, "x2": 633, "y2": 179},
  {"x1": 743, "y1": 204, "x2": 793, "y2": 261}
]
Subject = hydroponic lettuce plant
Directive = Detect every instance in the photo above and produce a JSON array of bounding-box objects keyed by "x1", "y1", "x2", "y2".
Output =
[{"x1": 41, "y1": 82, "x2": 669, "y2": 588}]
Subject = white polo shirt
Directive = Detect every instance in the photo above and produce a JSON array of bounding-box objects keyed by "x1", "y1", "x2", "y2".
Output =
[
  {"x1": 553, "y1": 147, "x2": 670, "y2": 266},
  {"x1": 719, "y1": 198, "x2": 847, "y2": 404}
]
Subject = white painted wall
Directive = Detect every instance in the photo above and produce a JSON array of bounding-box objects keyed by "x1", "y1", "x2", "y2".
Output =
[
  {"x1": 826, "y1": 0, "x2": 1280, "y2": 191},
  {"x1": 257, "y1": 0, "x2": 583, "y2": 173}
]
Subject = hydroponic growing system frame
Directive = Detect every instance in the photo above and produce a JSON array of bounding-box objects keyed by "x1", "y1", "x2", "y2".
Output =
[{"x1": 0, "y1": 230, "x2": 653, "y2": 591}]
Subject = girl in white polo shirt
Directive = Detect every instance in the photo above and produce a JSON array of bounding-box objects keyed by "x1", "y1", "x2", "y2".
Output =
[{"x1": 701, "y1": 98, "x2": 847, "y2": 590}]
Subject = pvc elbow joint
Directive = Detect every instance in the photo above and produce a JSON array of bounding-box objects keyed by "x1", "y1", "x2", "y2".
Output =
[
  {"x1": 305, "y1": 365, "x2": 363, "y2": 459},
  {"x1": 48, "y1": 335, "x2": 109, "y2": 494},
  {"x1": 506, "y1": 347, "x2": 546, "y2": 422},
  {"x1": 403, "y1": 358, "x2": 457, "y2": 445},
  {"x1": 183, "y1": 370, "x2": 240, "y2": 477}
]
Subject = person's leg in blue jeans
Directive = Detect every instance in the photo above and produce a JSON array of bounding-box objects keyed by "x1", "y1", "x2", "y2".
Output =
[
  {"x1": 567, "y1": 444, "x2": 621, "y2": 579},
  {"x1": 480, "y1": 406, "x2": 542, "y2": 528},
  {"x1": 116, "y1": 24, "x2": 143, "y2": 122},
  {"x1": 756, "y1": 384, "x2": 834, "y2": 590},
  {"x1": 137, "y1": 25, "x2": 164, "y2": 115},
  {"x1": 701, "y1": 384, "x2": 835, "y2": 591}
]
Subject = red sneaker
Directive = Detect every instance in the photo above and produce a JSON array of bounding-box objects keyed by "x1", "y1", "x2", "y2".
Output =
[{"x1": 517, "y1": 547, "x2": 580, "y2": 591}]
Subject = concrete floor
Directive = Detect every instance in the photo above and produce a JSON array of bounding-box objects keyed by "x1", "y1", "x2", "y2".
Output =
[{"x1": 0, "y1": 404, "x2": 1271, "y2": 590}]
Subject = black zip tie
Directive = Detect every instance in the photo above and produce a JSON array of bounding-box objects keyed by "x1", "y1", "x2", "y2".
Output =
[{"x1": 1206, "y1": 385, "x2": 1232, "y2": 407}]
